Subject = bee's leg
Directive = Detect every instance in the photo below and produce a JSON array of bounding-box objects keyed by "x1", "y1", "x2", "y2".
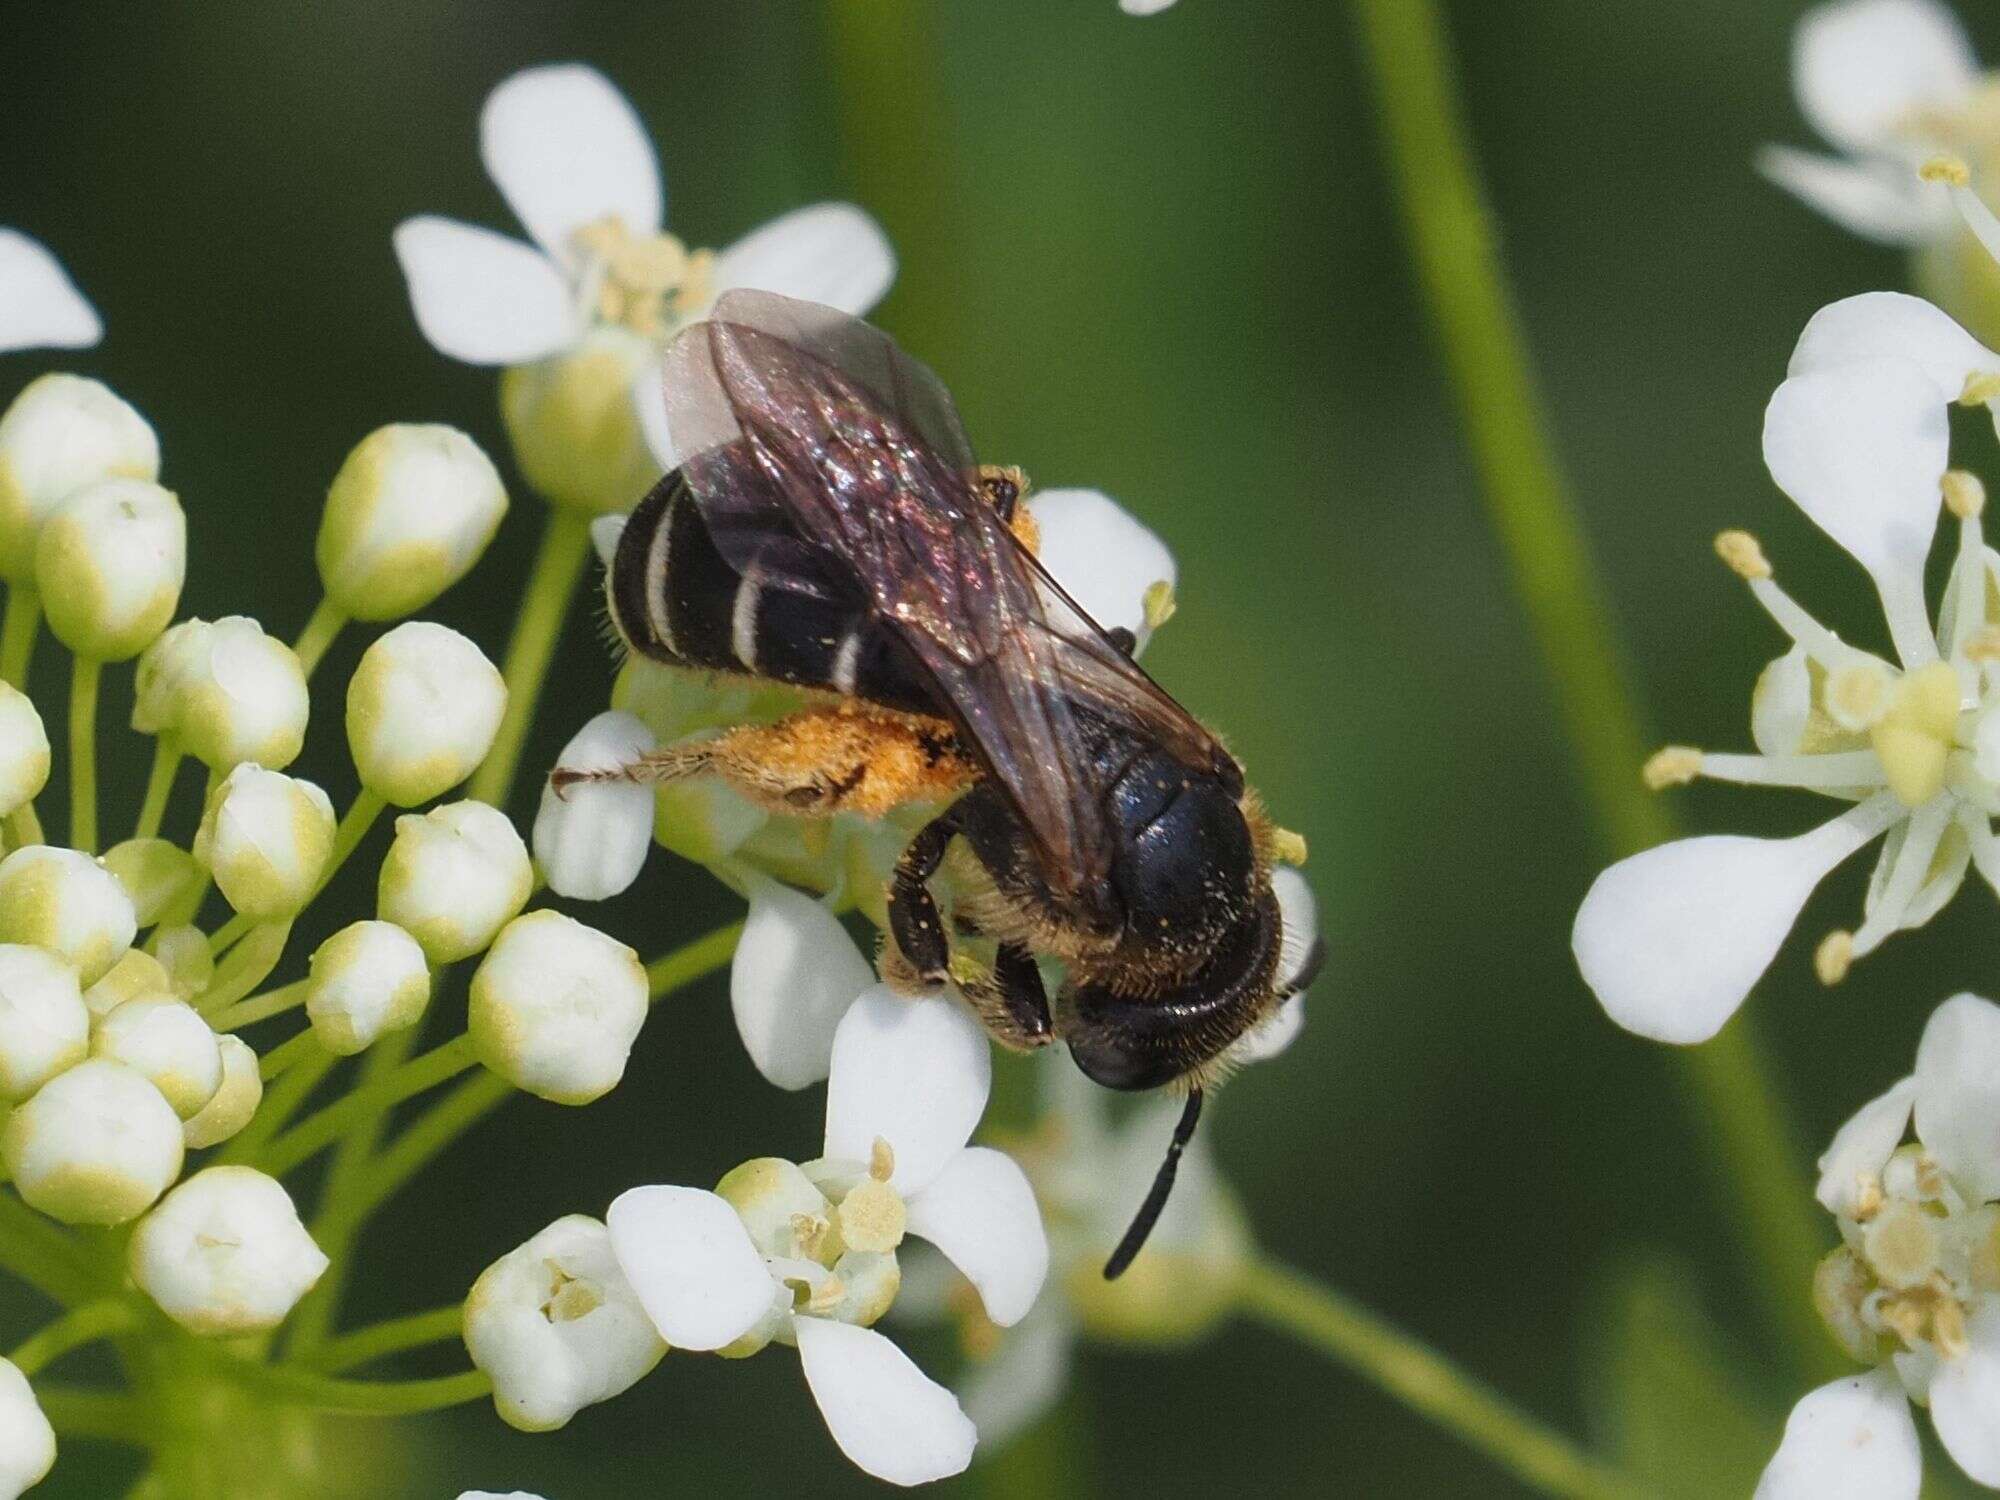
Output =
[
  {"x1": 958, "y1": 942, "x2": 1054, "y2": 1052},
  {"x1": 1105, "y1": 627, "x2": 1138, "y2": 658},
  {"x1": 885, "y1": 810, "x2": 960, "y2": 983}
]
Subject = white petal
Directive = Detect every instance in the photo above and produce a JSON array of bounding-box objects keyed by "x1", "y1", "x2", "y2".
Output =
[
  {"x1": 730, "y1": 876, "x2": 875, "y2": 1090},
  {"x1": 392, "y1": 217, "x2": 578, "y2": 365},
  {"x1": 713, "y1": 204, "x2": 896, "y2": 316},
  {"x1": 633, "y1": 352, "x2": 678, "y2": 470},
  {"x1": 590, "y1": 514, "x2": 626, "y2": 568},
  {"x1": 1762, "y1": 359, "x2": 1949, "y2": 663},
  {"x1": 1121, "y1": 0, "x2": 1180, "y2": 12},
  {"x1": 1913, "y1": 993, "x2": 2000, "y2": 1201},
  {"x1": 1932, "y1": 1300, "x2": 2000, "y2": 1486},
  {"x1": 534, "y1": 712, "x2": 657, "y2": 900},
  {"x1": 904, "y1": 1147, "x2": 1048, "y2": 1328},
  {"x1": 605, "y1": 1185, "x2": 772, "y2": 1351},
  {"x1": 1794, "y1": 0, "x2": 1976, "y2": 153},
  {"x1": 1025, "y1": 489, "x2": 1176, "y2": 645},
  {"x1": 1757, "y1": 147, "x2": 1943, "y2": 244},
  {"x1": 1788, "y1": 292, "x2": 1997, "y2": 393},
  {"x1": 0, "y1": 229, "x2": 101, "y2": 352},
  {"x1": 1572, "y1": 802, "x2": 1895, "y2": 1044},
  {"x1": 1271, "y1": 864, "x2": 1318, "y2": 994},
  {"x1": 794, "y1": 1317, "x2": 975, "y2": 1486},
  {"x1": 1233, "y1": 995, "x2": 1305, "y2": 1065},
  {"x1": 481, "y1": 64, "x2": 661, "y2": 262},
  {"x1": 959, "y1": 1298, "x2": 1075, "y2": 1446},
  {"x1": 1754, "y1": 1369, "x2": 1921, "y2": 1500},
  {"x1": 1815, "y1": 1075, "x2": 1916, "y2": 1215},
  {"x1": 823, "y1": 986, "x2": 991, "y2": 1196}
]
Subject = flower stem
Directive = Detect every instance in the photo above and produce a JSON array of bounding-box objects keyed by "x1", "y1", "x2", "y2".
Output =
[
  {"x1": 291, "y1": 597, "x2": 347, "y2": 681},
  {"x1": 1346, "y1": 0, "x2": 1831, "y2": 1375},
  {"x1": 320, "y1": 788, "x2": 387, "y2": 893},
  {"x1": 208, "y1": 1357, "x2": 491, "y2": 1417},
  {"x1": 4, "y1": 803, "x2": 41, "y2": 849},
  {"x1": 209, "y1": 979, "x2": 310, "y2": 1033},
  {"x1": 0, "y1": 585, "x2": 39, "y2": 689},
  {"x1": 304, "y1": 1303, "x2": 462, "y2": 1374},
  {"x1": 132, "y1": 736, "x2": 183, "y2": 842},
  {"x1": 1238, "y1": 1259, "x2": 1646, "y2": 1500},
  {"x1": 0, "y1": 1193, "x2": 96, "y2": 1307},
  {"x1": 254, "y1": 1028, "x2": 326, "y2": 1084},
  {"x1": 221, "y1": 1037, "x2": 337, "y2": 1164},
  {"x1": 258, "y1": 1035, "x2": 475, "y2": 1180},
  {"x1": 196, "y1": 922, "x2": 291, "y2": 1020},
  {"x1": 69, "y1": 655, "x2": 100, "y2": 854},
  {"x1": 8, "y1": 1298, "x2": 138, "y2": 1376},
  {"x1": 466, "y1": 508, "x2": 592, "y2": 810},
  {"x1": 33, "y1": 1384, "x2": 145, "y2": 1444}
]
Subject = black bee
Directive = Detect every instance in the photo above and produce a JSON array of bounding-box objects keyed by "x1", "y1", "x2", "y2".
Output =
[{"x1": 576, "y1": 290, "x2": 1320, "y2": 1276}]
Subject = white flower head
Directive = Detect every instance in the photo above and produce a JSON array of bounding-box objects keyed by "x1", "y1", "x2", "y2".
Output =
[
  {"x1": 193, "y1": 764, "x2": 336, "y2": 921},
  {"x1": 346, "y1": 621, "x2": 505, "y2": 806},
  {"x1": 468, "y1": 910, "x2": 648, "y2": 1105},
  {"x1": 0, "y1": 372, "x2": 155, "y2": 582},
  {"x1": 133, "y1": 616, "x2": 310, "y2": 772},
  {"x1": 1230, "y1": 865, "x2": 1318, "y2": 1066},
  {"x1": 305, "y1": 919, "x2": 431, "y2": 1056},
  {"x1": 534, "y1": 710, "x2": 656, "y2": 899},
  {"x1": 129, "y1": 1166, "x2": 328, "y2": 1335},
  {"x1": 0, "y1": 681, "x2": 47, "y2": 818},
  {"x1": 0, "y1": 1357, "x2": 54, "y2": 1500},
  {"x1": 0, "y1": 227, "x2": 101, "y2": 353},
  {"x1": 35, "y1": 476, "x2": 185, "y2": 661},
  {"x1": 1025, "y1": 488, "x2": 1177, "y2": 650},
  {"x1": 3, "y1": 1058, "x2": 183, "y2": 1225},
  {"x1": 181, "y1": 1034, "x2": 261, "y2": 1150},
  {"x1": 462, "y1": 1214, "x2": 665, "y2": 1432},
  {"x1": 318, "y1": 423, "x2": 508, "y2": 621},
  {"x1": 729, "y1": 873, "x2": 875, "y2": 1091},
  {"x1": 377, "y1": 800, "x2": 532, "y2": 965},
  {"x1": 90, "y1": 996, "x2": 222, "y2": 1120},
  {"x1": 608, "y1": 988, "x2": 1046, "y2": 1486},
  {"x1": 0, "y1": 944, "x2": 87, "y2": 1103},
  {"x1": 0, "y1": 844, "x2": 136, "y2": 986}
]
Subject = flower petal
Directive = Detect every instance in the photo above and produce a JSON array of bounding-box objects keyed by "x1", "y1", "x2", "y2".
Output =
[
  {"x1": 481, "y1": 64, "x2": 662, "y2": 261},
  {"x1": 1757, "y1": 147, "x2": 1944, "y2": 244},
  {"x1": 590, "y1": 514, "x2": 626, "y2": 568},
  {"x1": 392, "y1": 216, "x2": 578, "y2": 365},
  {"x1": 632, "y1": 352, "x2": 679, "y2": 469},
  {"x1": 713, "y1": 204, "x2": 896, "y2": 317},
  {"x1": 1932, "y1": 1300, "x2": 2000, "y2": 1485},
  {"x1": 1788, "y1": 292, "x2": 1997, "y2": 393},
  {"x1": 1573, "y1": 801, "x2": 1896, "y2": 1044},
  {"x1": 0, "y1": 229, "x2": 101, "y2": 352},
  {"x1": 823, "y1": 986, "x2": 990, "y2": 1196},
  {"x1": 1762, "y1": 359, "x2": 1949, "y2": 665},
  {"x1": 1025, "y1": 489, "x2": 1176, "y2": 646},
  {"x1": 534, "y1": 712, "x2": 657, "y2": 900},
  {"x1": 1815, "y1": 1075, "x2": 1916, "y2": 1215},
  {"x1": 605, "y1": 1184, "x2": 772, "y2": 1351},
  {"x1": 730, "y1": 875, "x2": 876, "y2": 1090},
  {"x1": 794, "y1": 1317, "x2": 976, "y2": 1486},
  {"x1": 1794, "y1": 0, "x2": 1976, "y2": 153},
  {"x1": 1754, "y1": 1368, "x2": 1921, "y2": 1500},
  {"x1": 904, "y1": 1147, "x2": 1048, "y2": 1328},
  {"x1": 959, "y1": 1297, "x2": 1075, "y2": 1446},
  {"x1": 1913, "y1": 992, "x2": 2000, "y2": 1201}
]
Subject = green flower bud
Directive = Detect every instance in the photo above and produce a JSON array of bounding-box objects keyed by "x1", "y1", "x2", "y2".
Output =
[
  {"x1": 345, "y1": 621, "x2": 505, "y2": 806},
  {"x1": 193, "y1": 764, "x2": 335, "y2": 920},
  {"x1": 81, "y1": 948, "x2": 174, "y2": 1022},
  {"x1": 499, "y1": 327, "x2": 658, "y2": 514},
  {"x1": 376, "y1": 800, "x2": 531, "y2": 964},
  {"x1": 0, "y1": 845, "x2": 136, "y2": 985},
  {"x1": 0, "y1": 680, "x2": 49, "y2": 817},
  {"x1": 468, "y1": 910, "x2": 647, "y2": 1105},
  {"x1": 147, "y1": 923, "x2": 212, "y2": 1000},
  {"x1": 0, "y1": 373, "x2": 159, "y2": 581},
  {"x1": 134, "y1": 617, "x2": 309, "y2": 771},
  {"x1": 90, "y1": 997, "x2": 222, "y2": 1120},
  {"x1": 181, "y1": 1034, "x2": 261, "y2": 1149},
  {"x1": 100, "y1": 838, "x2": 198, "y2": 927},
  {"x1": 305, "y1": 920, "x2": 430, "y2": 1055},
  {"x1": 34, "y1": 476, "x2": 185, "y2": 660}
]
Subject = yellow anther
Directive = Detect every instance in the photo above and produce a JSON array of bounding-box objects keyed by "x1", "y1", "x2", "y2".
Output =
[
  {"x1": 1816, "y1": 930, "x2": 1855, "y2": 986},
  {"x1": 1642, "y1": 746, "x2": 1702, "y2": 791},
  {"x1": 1864, "y1": 1198, "x2": 1941, "y2": 1290},
  {"x1": 1826, "y1": 660, "x2": 1893, "y2": 731},
  {"x1": 806, "y1": 1274, "x2": 847, "y2": 1315},
  {"x1": 1878, "y1": 1294, "x2": 1926, "y2": 1347},
  {"x1": 836, "y1": 1175, "x2": 907, "y2": 1254},
  {"x1": 1853, "y1": 1171, "x2": 1884, "y2": 1222},
  {"x1": 790, "y1": 1211, "x2": 832, "y2": 1259},
  {"x1": 1915, "y1": 1153, "x2": 1945, "y2": 1200},
  {"x1": 869, "y1": 1137, "x2": 895, "y2": 1183},
  {"x1": 1932, "y1": 1287, "x2": 1971, "y2": 1359},
  {"x1": 1143, "y1": 579, "x2": 1178, "y2": 631},
  {"x1": 1922, "y1": 153, "x2": 1973, "y2": 186},
  {"x1": 1964, "y1": 370, "x2": 2000, "y2": 407},
  {"x1": 1870, "y1": 660, "x2": 1961, "y2": 805},
  {"x1": 1966, "y1": 625, "x2": 2000, "y2": 663},
  {"x1": 1945, "y1": 469, "x2": 1988, "y2": 520},
  {"x1": 1714, "y1": 529, "x2": 1771, "y2": 580},
  {"x1": 1270, "y1": 827, "x2": 1309, "y2": 866}
]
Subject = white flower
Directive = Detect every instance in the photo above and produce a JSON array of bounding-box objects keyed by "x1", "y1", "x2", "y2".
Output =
[
  {"x1": 462, "y1": 1214, "x2": 665, "y2": 1432},
  {"x1": 1121, "y1": 0, "x2": 1179, "y2": 12},
  {"x1": 304, "y1": 920, "x2": 431, "y2": 1056},
  {"x1": 0, "y1": 1357, "x2": 55, "y2": 1500},
  {"x1": 0, "y1": 373, "x2": 156, "y2": 582},
  {"x1": 128, "y1": 1166, "x2": 328, "y2": 1335},
  {"x1": 608, "y1": 988, "x2": 1045, "y2": 1486},
  {"x1": 3, "y1": 1058, "x2": 183, "y2": 1224},
  {"x1": 0, "y1": 227, "x2": 100, "y2": 352},
  {"x1": 318, "y1": 423, "x2": 508, "y2": 621},
  {"x1": 0, "y1": 945, "x2": 87, "y2": 1102},
  {"x1": 729, "y1": 874, "x2": 875, "y2": 1091},
  {"x1": 133, "y1": 616, "x2": 310, "y2": 772},
  {"x1": 1573, "y1": 296, "x2": 2000, "y2": 1041},
  {"x1": 534, "y1": 710, "x2": 656, "y2": 899},
  {"x1": 346, "y1": 621, "x2": 506, "y2": 806},
  {"x1": 1760, "y1": 992, "x2": 2000, "y2": 1494},
  {"x1": 1025, "y1": 488, "x2": 1176, "y2": 650},
  {"x1": 35, "y1": 476, "x2": 185, "y2": 661},
  {"x1": 0, "y1": 844, "x2": 136, "y2": 986},
  {"x1": 468, "y1": 910, "x2": 648, "y2": 1105},
  {"x1": 181, "y1": 1035, "x2": 261, "y2": 1150},
  {"x1": 0, "y1": 681, "x2": 47, "y2": 818},
  {"x1": 90, "y1": 997, "x2": 221, "y2": 1120},
  {"x1": 376, "y1": 800, "x2": 532, "y2": 964},
  {"x1": 193, "y1": 764, "x2": 336, "y2": 920},
  {"x1": 1229, "y1": 865, "x2": 1317, "y2": 1066}
]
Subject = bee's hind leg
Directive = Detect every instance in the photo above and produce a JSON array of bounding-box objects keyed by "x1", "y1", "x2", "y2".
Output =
[
  {"x1": 957, "y1": 942, "x2": 1054, "y2": 1052},
  {"x1": 885, "y1": 809, "x2": 959, "y2": 984}
]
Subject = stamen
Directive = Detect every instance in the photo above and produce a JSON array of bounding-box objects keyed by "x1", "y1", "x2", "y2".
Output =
[
  {"x1": 1965, "y1": 626, "x2": 2000, "y2": 663},
  {"x1": 1853, "y1": 1171, "x2": 1884, "y2": 1222},
  {"x1": 1948, "y1": 485, "x2": 1990, "y2": 658},
  {"x1": 1926, "y1": 156, "x2": 2000, "y2": 276},
  {"x1": 1270, "y1": 827, "x2": 1308, "y2": 865},
  {"x1": 1921, "y1": 153, "x2": 1973, "y2": 188},
  {"x1": 1695, "y1": 750, "x2": 1886, "y2": 790},
  {"x1": 1143, "y1": 579, "x2": 1177, "y2": 631},
  {"x1": 1714, "y1": 529, "x2": 1770, "y2": 580},
  {"x1": 1642, "y1": 746, "x2": 1702, "y2": 790},
  {"x1": 1964, "y1": 371, "x2": 2000, "y2": 408},
  {"x1": 1815, "y1": 930, "x2": 1855, "y2": 985},
  {"x1": 1850, "y1": 800, "x2": 1951, "y2": 957},
  {"x1": 1944, "y1": 470, "x2": 1987, "y2": 521},
  {"x1": 1743, "y1": 573, "x2": 1875, "y2": 674},
  {"x1": 1826, "y1": 660, "x2": 1892, "y2": 731},
  {"x1": 1932, "y1": 1287, "x2": 1970, "y2": 1359},
  {"x1": 869, "y1": 1137, "x2": 895, "y2": 1183}
]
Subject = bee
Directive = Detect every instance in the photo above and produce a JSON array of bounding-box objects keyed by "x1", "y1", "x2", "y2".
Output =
[{"x1": 565, "y1": 290, "x2": 1321, "y2": 1277}]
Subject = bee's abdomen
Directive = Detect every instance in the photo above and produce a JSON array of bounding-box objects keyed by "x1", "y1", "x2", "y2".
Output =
[{"x1": 609, "y1": 471, "x2": 938, "y2": 718}]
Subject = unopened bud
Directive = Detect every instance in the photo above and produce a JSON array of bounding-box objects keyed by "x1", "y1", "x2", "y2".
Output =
[
  {"x1": 34, "y1": 477, "x2": 185, "y2": 660},
  {"x1": 346, "y1": 621, "x2": 505, "y2": 806},
  {"x1": 0, "y1": 373, "x2": 158, "y2": 581},
  {"x1": 4, "y1": 1058, "x2": 182, "y2": 1224},
  {"x1": 468, "y1": 911, "x2": 647, "y2": 1105},
  {"x1": 376, "y1": 801, "x2": 532, "y2": 965},
  {"x1": 499, "y1": 329, "x2": 659, "y2": 514},
  {"x1": 147, "y1": 923, "x2": 212, "y2": 1000},
  {"x1": 81, "y1": 948, "x2": 174, "y2": 1022},
  {"x1": 181, "y1": 1035, "x2": 262, "y2": 1149},
  {"x1": 0, "y1": 945, "x2": 87, "y2": 1102},
  {"x1": 129, "y1": 1166, "x2": 327, "y2": 1335},
  {"x1": 0, "y1": 845, "x2": 136, "y2": 985},
  {"x1": 91, "y1": 998, "x2": 222, "y2": 1120},
  {"x1": 0, "y1": 1358, "x2": 54, "y2": 1498},
  {"x1": 305, "y1": 920, "x2": 430, "y2": 1055},
  {"x1": 193, "y1": 764, "x2": 335, "y2": 920},
  {"x1": 100, "y1": 838, "x2": 198, "y2": 927},
  {"x1": 0, "y1": 682, "x2": 48, "y2": 817},
  {"x1": 134, "y1": 617, "x2": 309, "y2": 772}
]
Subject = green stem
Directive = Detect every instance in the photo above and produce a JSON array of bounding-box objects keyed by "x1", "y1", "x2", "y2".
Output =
[
  {"x1": 156, "y1": 767, "x2": 221, "y2": 928},
  {"x1": 258, "y1": 1034, "x2": 475, "y2": 1181},
  {"x1": 644, "y1": 919, "x2": 745, "y2": 995},
  {"x1": 219, "y1": 1038, "x2": 337, "y2": 1165},
  {"x1": 0, "y1": 585, "x2": 39, "y2": 690},
  {"x1": 208, "y1": 979, "x2": 310, "y2": 1033},
  {"x1": 1347, "y1": 0, "x2": 1830, "y2": 1376},
  {"x1": 69, "y1": 655, "x2": 100, "y2": 854},
  {"x1": 132, "y1": 737, "x2": 183, "y2": 842},
  {"x1": 195, "y1": 921, "x2": 291, "y2": 1020},
  {"x1": 319, "y1": 789, "x2": 387, "y2": 895},
  {"x1": 8, "y1": 1298, "x2": 138, "y2": 1376},
  {"x1": 254, "y1": 1028, "x2": 326, "y2": 1084},
  {"x1": 4, "y1": 803, "x2": 41, "y2": 849},
  {"x1": 305, "y1": 1304, "x2": 463, "y2": 1374},
  {"x1": 0, "y1": 1192, "x2": 95, "y2": 1307},
  {"x1": 291, "y1": 597, "x2": 347, "y2": 681},
  {"x1": 466, "y1": 509, "x2": 592, "y2": 809},
  {"x1": 34, "y1": 1385, "x2": 145, "y2": 1444},
  {"x1": 207, "y1": 912, "x2": 252, "y2": 958},
  {"x1": 208, "y1": 1357, "x2": 491, "y2": 1417},
  {"x1": 1239, "y1": 1260, "x2": 1646, "y2": 1500}
]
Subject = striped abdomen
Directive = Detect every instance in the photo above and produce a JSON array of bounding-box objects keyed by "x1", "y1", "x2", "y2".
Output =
[{"x1": 608, "y1": 471, "x2": 939, "y2": 717}]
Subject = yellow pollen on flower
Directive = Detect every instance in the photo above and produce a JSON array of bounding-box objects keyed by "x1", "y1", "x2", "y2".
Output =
[
  {"x1": 1853, "y1": 1170, "x2": 1885, "y2": 1221},
  {"x1": 1864, "y1": 1198, "x2": 1941, "y2": 1289},
  {"x1": 1922, "y1": 153, "x2": 1973, "y2": 186},
  {"x1": 1642, "y1": 746, "x2": 1702, "y2": 790},
  {"x1": 1944, "y1": 469, "x2": 1988, "y2": 520},
  {"x1": 570, "y1": 216, "x2": 716, "y2": 338},
  {"x1": 1714, "y1": 529, "x2": 1771, "y2": 580},
  {"x1": 1963, "y1": 370, "x2": 2000, "y2": 407},
  {"x1": 1270, "y1": 827, "x2": 1309, "y2": 866},
  {"x1": 1931, "y1": 1284, "x2": 1971, "y2": 1359},
  {"x1": 1869, "y1": 661, "x2": 1961, "y2": 805},
  {"x1": 790, "y1": 1211, "x2": 833, "y2": 1260},
  {"x1": 805, "y1": 1274, "x2": 847, "y2": 1316},
  {"x1": 1143, "y1": 579, "x2": 1177, "y2": 631},
  {"x1": 1966, "y1": 625, "x2": 2000, "y2": 663},
  {"x1": 869, "y1": 1137, "x2": 895, "y2": 1183},
  {"x1": 1816, "y1": 930, "x2": 1855, "y2": 987},
  {"x1": 837, "y1": 1175, "x2": 907, "y2": 1254}
]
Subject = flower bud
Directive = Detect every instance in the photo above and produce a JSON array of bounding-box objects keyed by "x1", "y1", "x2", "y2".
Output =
[
  {"x1": 305, "y1": 920, "x2": 430, "y2": 1055},
  {"x1": 0, "y1": 1359, "x2": 54, "y2": 1499},
  {"x1": 376, "y1": 801, "x2": 532, "y2": 964},
  {"x1": 82, "y1": 948, "x2": 173, "y2": 1021},
  {"x1": 0, "y1": 682, "x2": 48, "y2": 817},
  {"x1": 129, "y1": 1166, "x2": 327, "y2": 1334},
  {"x1": 0, "y1": 373, "x2": 159, "y2": 581},
  {"x1": 468, "y1": 911, "x2": 647, "y2": 1105},
  {"x1": 0, "y1": 845, "x2": 136, "y2": 985},
  {"x1": 534, "y1": 711, "x2": 655, "y2": 899},
  {"x1": 462, "y1": 1214, "x2": 665, "y2": 1432},
  {"x1": 34, "y1": 477, "x2": 185, "y2": 660},
  {"x1": 192, "y1": 764, "x2": 336, "y2": 920},
  {"x1": 182, "y1": 1035, "x2": 261, "y2": 1149},
  {"x1": 0, "y1": 946, "x2": 87, "y2": 1101},
  {"x1": 134, "y1": 617, "x2": 309, "y2": 771},
  {"x1": 4, "y1": 1058, "x2": 183, "y2": 1224},
  {"x1": 90, "y1": 997, "x2": 222, "y2": 1120},
  {"x1": 101, "y1": 838, "x2": 198, "y2": 927},
  {"x1": 318, "y1": 423, "x2": 508, "y2": 621},
  {"x1": 147, "y1": 923, "x2": 212, "y2": 1000},
  {"x1": 499, "y1": 329, "x2": 658, "y2": 514},
  {"x1": 346, "y1": 621, "x2": 506, "y2": 805}
]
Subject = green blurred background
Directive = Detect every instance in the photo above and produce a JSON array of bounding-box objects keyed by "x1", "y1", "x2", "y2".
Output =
[{"x1": 5, "y1": 0, "x2": 1997, "y2": 1494}]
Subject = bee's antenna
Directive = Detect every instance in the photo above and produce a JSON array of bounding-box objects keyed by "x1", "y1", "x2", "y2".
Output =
[{"x1": 1103, "y1": 1087, "x2": 1203, "y2": 1281}]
